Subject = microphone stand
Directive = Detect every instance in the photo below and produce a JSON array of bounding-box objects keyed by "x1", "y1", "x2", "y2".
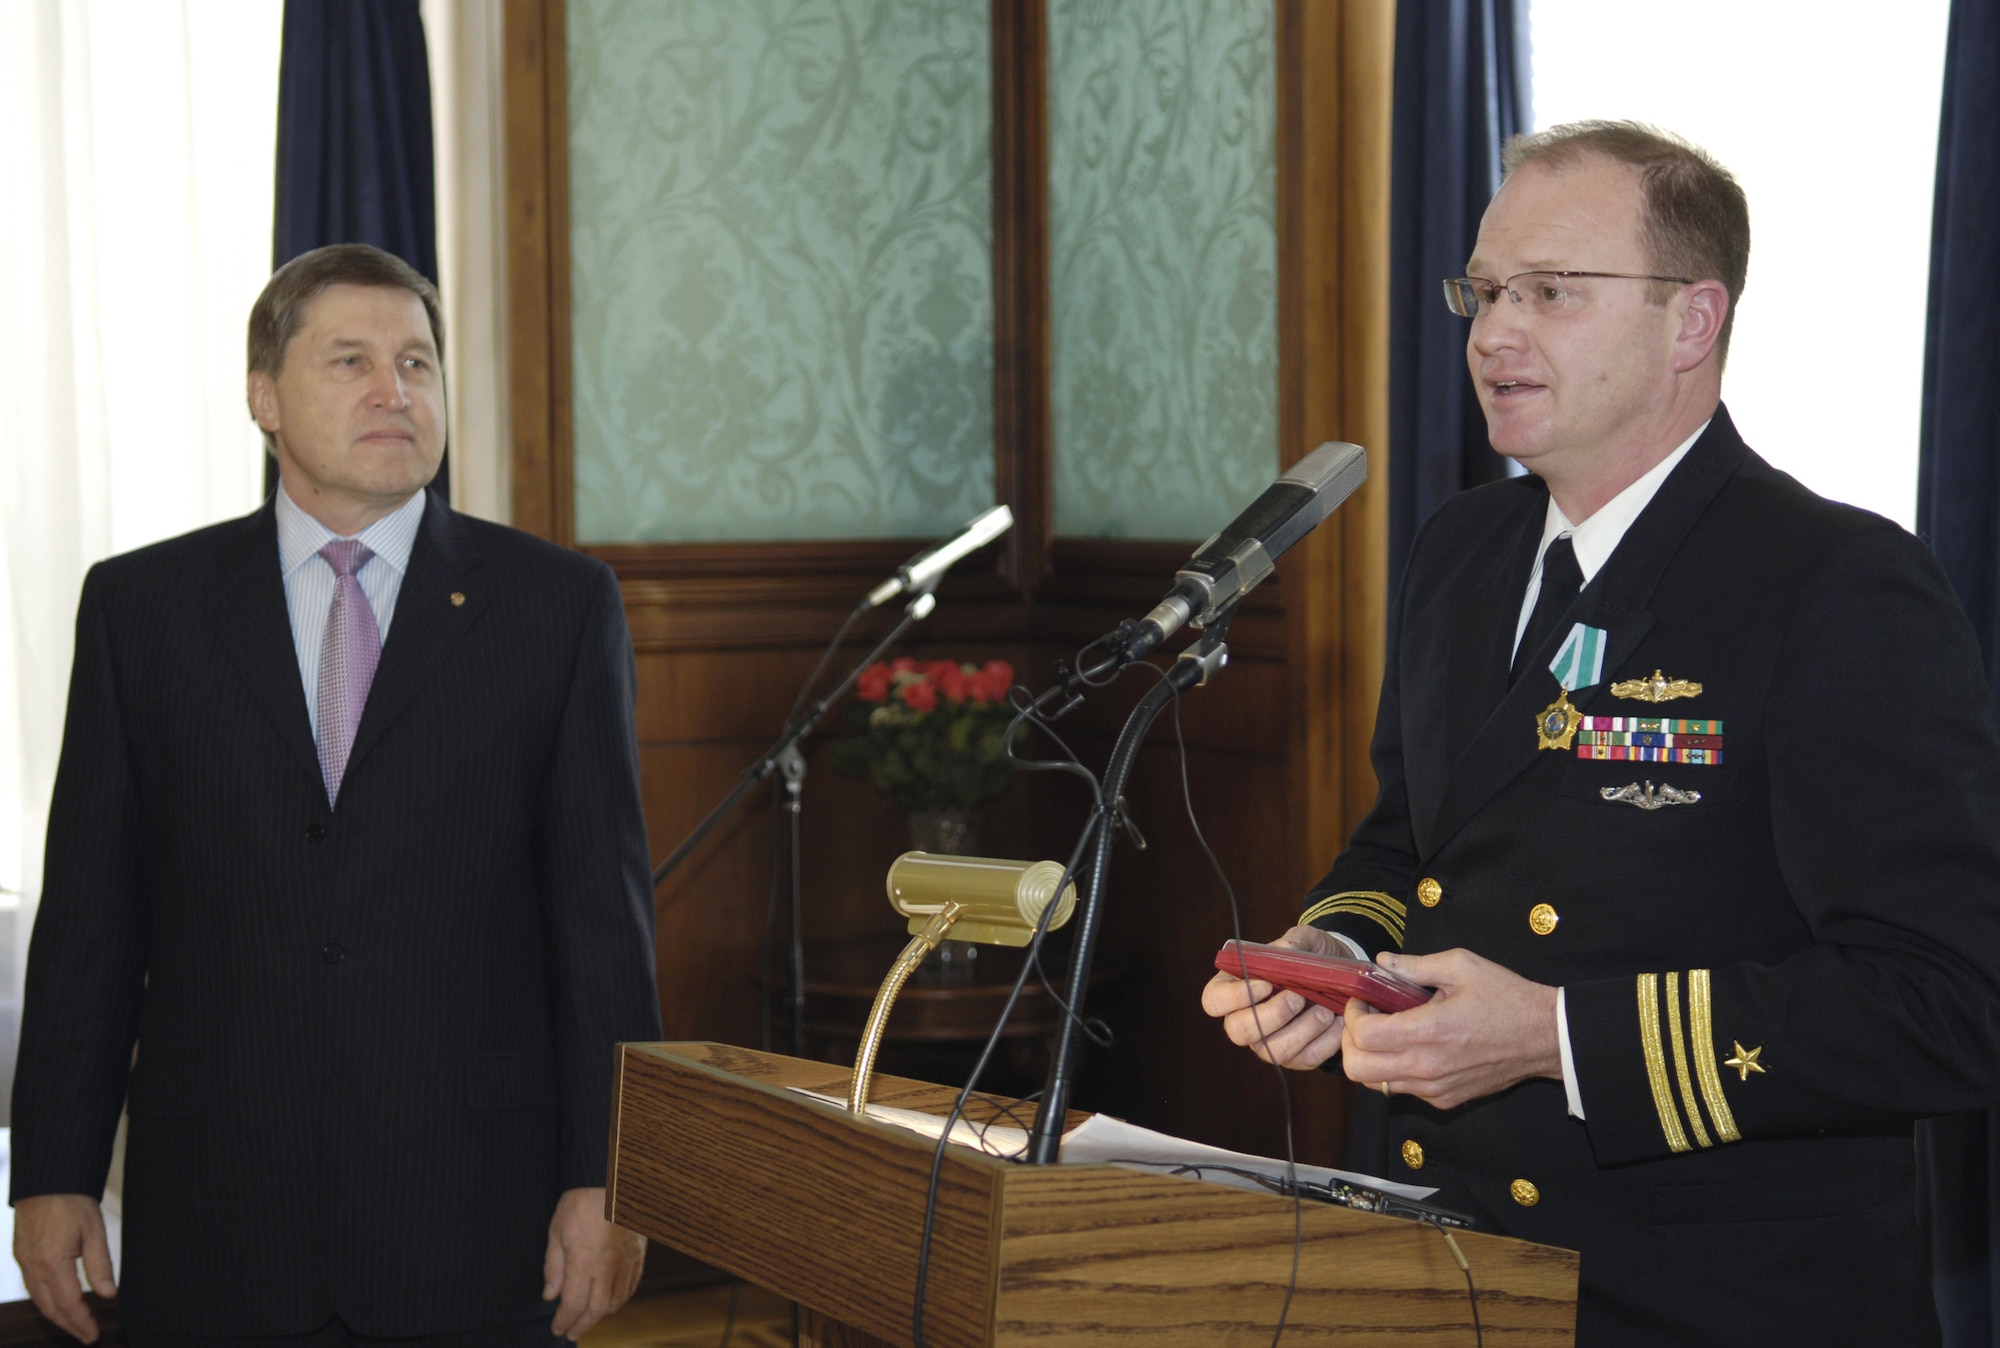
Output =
[
  {"x1": 652, "y1": 582, "x2": 942, "y2": 1057},
  {"x1": 1024, "y1": 606, "x2": 1237, "y2": 1164}
]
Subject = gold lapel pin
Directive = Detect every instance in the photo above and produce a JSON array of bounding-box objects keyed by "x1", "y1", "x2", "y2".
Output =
[
  {"x1": 450, "y1": 592, "x2": 466, "y2": 607},
  {"x1": 1611, "y1": 669, "x2": 1702, "y2": 702}
]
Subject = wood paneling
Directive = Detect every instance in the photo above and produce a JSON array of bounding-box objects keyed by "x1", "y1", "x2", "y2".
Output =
[
  {"x1": 991, "y1": 1, "x2": 1052, "y2": 593},
  {"x1": 503, "y1": 0, "x2": 1394, "y2": 1171},
  {"x1": 1273, "y1": 0, "x2": 1398, "y2": 1171},
  {"x1": 500, "y1": 0, "x2": 571, "y2": 543}
]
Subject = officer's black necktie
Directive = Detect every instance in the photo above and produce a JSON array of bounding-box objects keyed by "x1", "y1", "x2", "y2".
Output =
[{"x1": 1512, "y1": 534, "x2": 1582, "y2": 684}]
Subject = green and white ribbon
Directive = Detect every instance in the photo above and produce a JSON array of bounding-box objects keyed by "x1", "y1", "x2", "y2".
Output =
[{"x1": 1549, "y1": 622, "x2": 1608, "y2": 692}]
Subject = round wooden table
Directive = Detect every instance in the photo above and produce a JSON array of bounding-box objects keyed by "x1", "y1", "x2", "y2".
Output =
[{"x1": 771, "y1": 934, "x2": 1112, "y2": 1100}]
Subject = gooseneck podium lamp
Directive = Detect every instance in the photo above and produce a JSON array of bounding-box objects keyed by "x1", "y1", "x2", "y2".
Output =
[{"x1": 845, "y1": 852, "x2": 1076, "y2": 1115}]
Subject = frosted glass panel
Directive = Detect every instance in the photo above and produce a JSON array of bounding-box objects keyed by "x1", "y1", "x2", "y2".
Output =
[
  {"x1": 567, "y1": 0, "x2": 995, "y2": 543},
  {"x1": 1048, "y1": 0, "x2": 1278, "y2": 540}
]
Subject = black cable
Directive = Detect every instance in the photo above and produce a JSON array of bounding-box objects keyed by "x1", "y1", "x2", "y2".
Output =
[
  {"x1": 1173, "y1": 671, "x2": 1482, "y2": 1348},
  {"x1": 719, "y1": 590, "x2": 902, "y2": 1059},
  {"x1": 979, "y1": 660, "x2": 1205, "y2": 1058},
  {"x1": 716, "y1": 1280, "x2": 740, "y2": 1347},
  {"x1": 975, "y1": 1091, "x2": 1041, "y2": 1139},
  {"x1": 1424, "y1": 1216, "x2": 1483, "y2": 1347},
  {"x1": 1165, "y1": 682, "x2": 1302, "y2": 1347},
  {"x1": 998, "y1": 683, "x2": 1121, "y2": 1043},
  {"x1": 764, "y1": 597, "x2": 870, "y2": 1056},
  {"x1": 908, "y1": 808, "x2": 1106, "y2": 1346},
  {"x1": 1025, "y1": 638, "x2": 1226, "y2": 1162},
  {"x1": 759, "y1": 791, "x2": 785, "y2": 1053},
  {"x1": 906, "y1": 668, "x2": 1118, "y2": 1346},
  {"x1": 782, "y1": 596, "x2": 871, "y2": 729}
]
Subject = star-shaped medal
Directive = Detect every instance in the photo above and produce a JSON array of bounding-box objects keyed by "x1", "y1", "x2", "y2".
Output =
[
  {"x1": 1723, "y1": 1040, "x2": 1766, "y2": 1082},
  {"x1": 1535, "y1": 687, "x2": 1583, "y2": 751}
]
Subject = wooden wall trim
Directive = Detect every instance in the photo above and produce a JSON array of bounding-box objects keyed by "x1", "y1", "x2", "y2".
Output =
[
  {"x1": 1329, "y1": 2, "x2": 1395, "y2": 866},
  {"x1": 1275, "y1": 0, "x2": 1395, "y2": 1166},
  {"x1": 1277, "y1": 0, "x2": 1393, "y2": 884},
  {"x1": 502, "y1": 0, "x2": 572, "y2": 544},
  {"x1": 990, "y1": 0, "x2": 1052, "y2": 595}
]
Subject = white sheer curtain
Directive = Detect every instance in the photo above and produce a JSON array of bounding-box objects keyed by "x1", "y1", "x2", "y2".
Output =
[
  {"x1": 0, "y1": 1, "x2": 281, "y2": 1128},
  {"x1": 1528, "y1": 0, "x2": 1950, "y2": 530}
]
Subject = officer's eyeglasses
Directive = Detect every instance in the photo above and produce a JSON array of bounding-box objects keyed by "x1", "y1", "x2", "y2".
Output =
[{"x1": 1443, "y1": 271, "x2": 1693, "y2": 319}]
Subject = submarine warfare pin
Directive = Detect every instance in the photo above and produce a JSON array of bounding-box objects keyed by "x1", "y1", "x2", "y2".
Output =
[{"x1": 1610, "y1": 668, "x2": 1703, "y2": 702}]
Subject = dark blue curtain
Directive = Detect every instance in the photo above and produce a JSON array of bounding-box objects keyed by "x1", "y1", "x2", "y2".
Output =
[
  {"x1": 268, "y1": 0, "x2": 441, "y2": 496},
  {"x1": 1916, "y1": 2, "x2": 2000, "y2": 1343},
  {"x1": 273, "y1": 0, "x2": 437, "y2": 280},
  {"x1": 1385, "y1": 0, "x2": 1530, "y2": 597}
]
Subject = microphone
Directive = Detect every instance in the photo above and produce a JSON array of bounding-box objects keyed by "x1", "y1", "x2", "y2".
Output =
[
  {"x1": 1126, "y1": 441, "x2": 1367, "y2": 658},
  {"x1": 866, "y1": 504, "x2": 1014, "y2": 608}
]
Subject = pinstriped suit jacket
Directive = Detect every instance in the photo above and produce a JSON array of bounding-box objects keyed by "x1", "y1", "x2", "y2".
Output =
[
  {"x1": 12, "y1": 491, "x2": 661, "y2": 1337},
  {"x1": 1305, "y1": 408, "x2": 2000, "y2": 1344}
]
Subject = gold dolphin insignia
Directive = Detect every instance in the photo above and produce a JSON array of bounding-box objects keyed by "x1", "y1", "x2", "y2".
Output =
[{"x1": 1611, "y1": 668, "x2": 1703, "y2": 702}]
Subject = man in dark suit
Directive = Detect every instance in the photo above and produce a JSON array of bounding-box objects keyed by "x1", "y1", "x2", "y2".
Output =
[
  {"x1": 10, "y1": 244, "x2": 662, "y2": 1344},
  {"x1": 1205, "y1": 122, "x2": 2000, "y2": 1342}
]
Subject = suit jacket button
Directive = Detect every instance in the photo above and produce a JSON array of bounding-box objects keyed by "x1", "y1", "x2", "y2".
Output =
[
  {"x1": 322, "y1": 943, "x2": 346, "y2": 964},
  {"x1": 1417, "y1": 877, "x2": 1443, "y2": 908},
  {"x1": 1528, "y1": 903, "x2": 1559, "y2": 935},
  {"x1": 1401, "y1": 1140, "x2": 1424, "y2": 1170},
  {"x1": 304, "y1": 822, "x2": 326, "y2": 844},
  {"x1": 1510, "y1": 1178, "x2": 1541, "y2": 1207}
]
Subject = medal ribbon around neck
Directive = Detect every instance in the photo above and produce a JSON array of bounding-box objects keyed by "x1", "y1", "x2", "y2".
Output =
[
  {"x1": 1535, "y1": 623, "x2": 1609, "y2": 752},
  {"x1": 1549, "y1": 622, "x2": 1607, "y2": 693}
]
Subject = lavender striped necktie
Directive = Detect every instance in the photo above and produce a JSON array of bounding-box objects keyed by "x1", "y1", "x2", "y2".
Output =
[{"x1": 316, "y1": 540, "x2": 381, "y2": 806}]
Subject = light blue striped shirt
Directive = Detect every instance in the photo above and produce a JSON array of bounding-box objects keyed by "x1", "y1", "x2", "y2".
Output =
[{"x1": 276, "y1": 484, "x2": 427, "y2": 738}]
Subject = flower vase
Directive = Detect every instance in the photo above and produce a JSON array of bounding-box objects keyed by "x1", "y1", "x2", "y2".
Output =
[{"x1": 909, "y1": 810, "x2": 979, "y2": 983}]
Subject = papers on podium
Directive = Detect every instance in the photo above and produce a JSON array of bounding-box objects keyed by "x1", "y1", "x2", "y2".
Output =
[{"x1": 790, "y1": 1089, "x2": 1435, "y2": 1201}]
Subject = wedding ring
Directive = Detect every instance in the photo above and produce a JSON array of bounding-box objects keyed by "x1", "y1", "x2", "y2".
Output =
[{"x1": 1379, "y1": 1081, "x2": 1391, "y2": 1097}]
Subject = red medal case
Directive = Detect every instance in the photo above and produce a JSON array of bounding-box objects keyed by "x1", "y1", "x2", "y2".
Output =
[{"x1": 1213, "y1": 939, "x2": 1432, "y2": 1015}]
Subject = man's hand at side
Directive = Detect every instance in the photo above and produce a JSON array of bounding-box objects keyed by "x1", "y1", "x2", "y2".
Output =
[
  {"x1": 1200, "y1": 925, "x2": 1347, "y2": 1070},
  {"x1": 543, "y1": 1186, "x2": 645, "y2": 1341},
  {"x1": 14, "y1": 1193, "x2": 114, "y2": 1344},
  {"x1": 1341, "y1": 948, "x2": 1562, "y2": 1109}
]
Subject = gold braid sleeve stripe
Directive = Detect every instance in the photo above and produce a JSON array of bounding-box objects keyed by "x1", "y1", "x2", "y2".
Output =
[
  {"x1": 1299, "y1": 891, "x2": 1406, "y2": 946},
  {"x1": 1688, "y1": 968, "x2": 1741, "y2": 1143},
  {"x1": 1637, "y1": 973, "x2": 1692, "y2": 1153},
  {"x1": 1665, "y1": 972, "x2": 1713, "y2": 1149}
]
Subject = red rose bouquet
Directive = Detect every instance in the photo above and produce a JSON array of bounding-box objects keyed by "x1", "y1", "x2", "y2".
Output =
[{"x1": 833, "y1": 657, "x2": 1017, "y2": 813}]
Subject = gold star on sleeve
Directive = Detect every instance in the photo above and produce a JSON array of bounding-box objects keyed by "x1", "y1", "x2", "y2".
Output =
[{"x1": 1723, "y1": 1041, "x2": 1766, "y2": 1082}]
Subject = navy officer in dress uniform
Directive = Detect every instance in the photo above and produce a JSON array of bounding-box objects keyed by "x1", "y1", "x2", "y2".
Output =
[{"x1": 1203, "y1": 120, "x2": 2000, "y2": 1344}]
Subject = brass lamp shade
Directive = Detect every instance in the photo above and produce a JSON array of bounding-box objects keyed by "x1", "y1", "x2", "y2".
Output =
[{"x1": 885, "y1": 852, "x2": 1077, "y2": 946}]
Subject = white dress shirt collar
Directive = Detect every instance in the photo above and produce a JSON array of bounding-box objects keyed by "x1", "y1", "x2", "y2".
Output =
[
  {"x1": 1537, "y1": 420, "x2": 1711, "y2": 585},
  {"x1": 276, "y1": 481, "x2": 426, "y2": 581}
]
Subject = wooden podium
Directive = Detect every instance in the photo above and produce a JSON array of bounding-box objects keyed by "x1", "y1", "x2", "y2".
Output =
[{"x1": 608, "y1": 1043, "x2": 1579, "y2": 1345}]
